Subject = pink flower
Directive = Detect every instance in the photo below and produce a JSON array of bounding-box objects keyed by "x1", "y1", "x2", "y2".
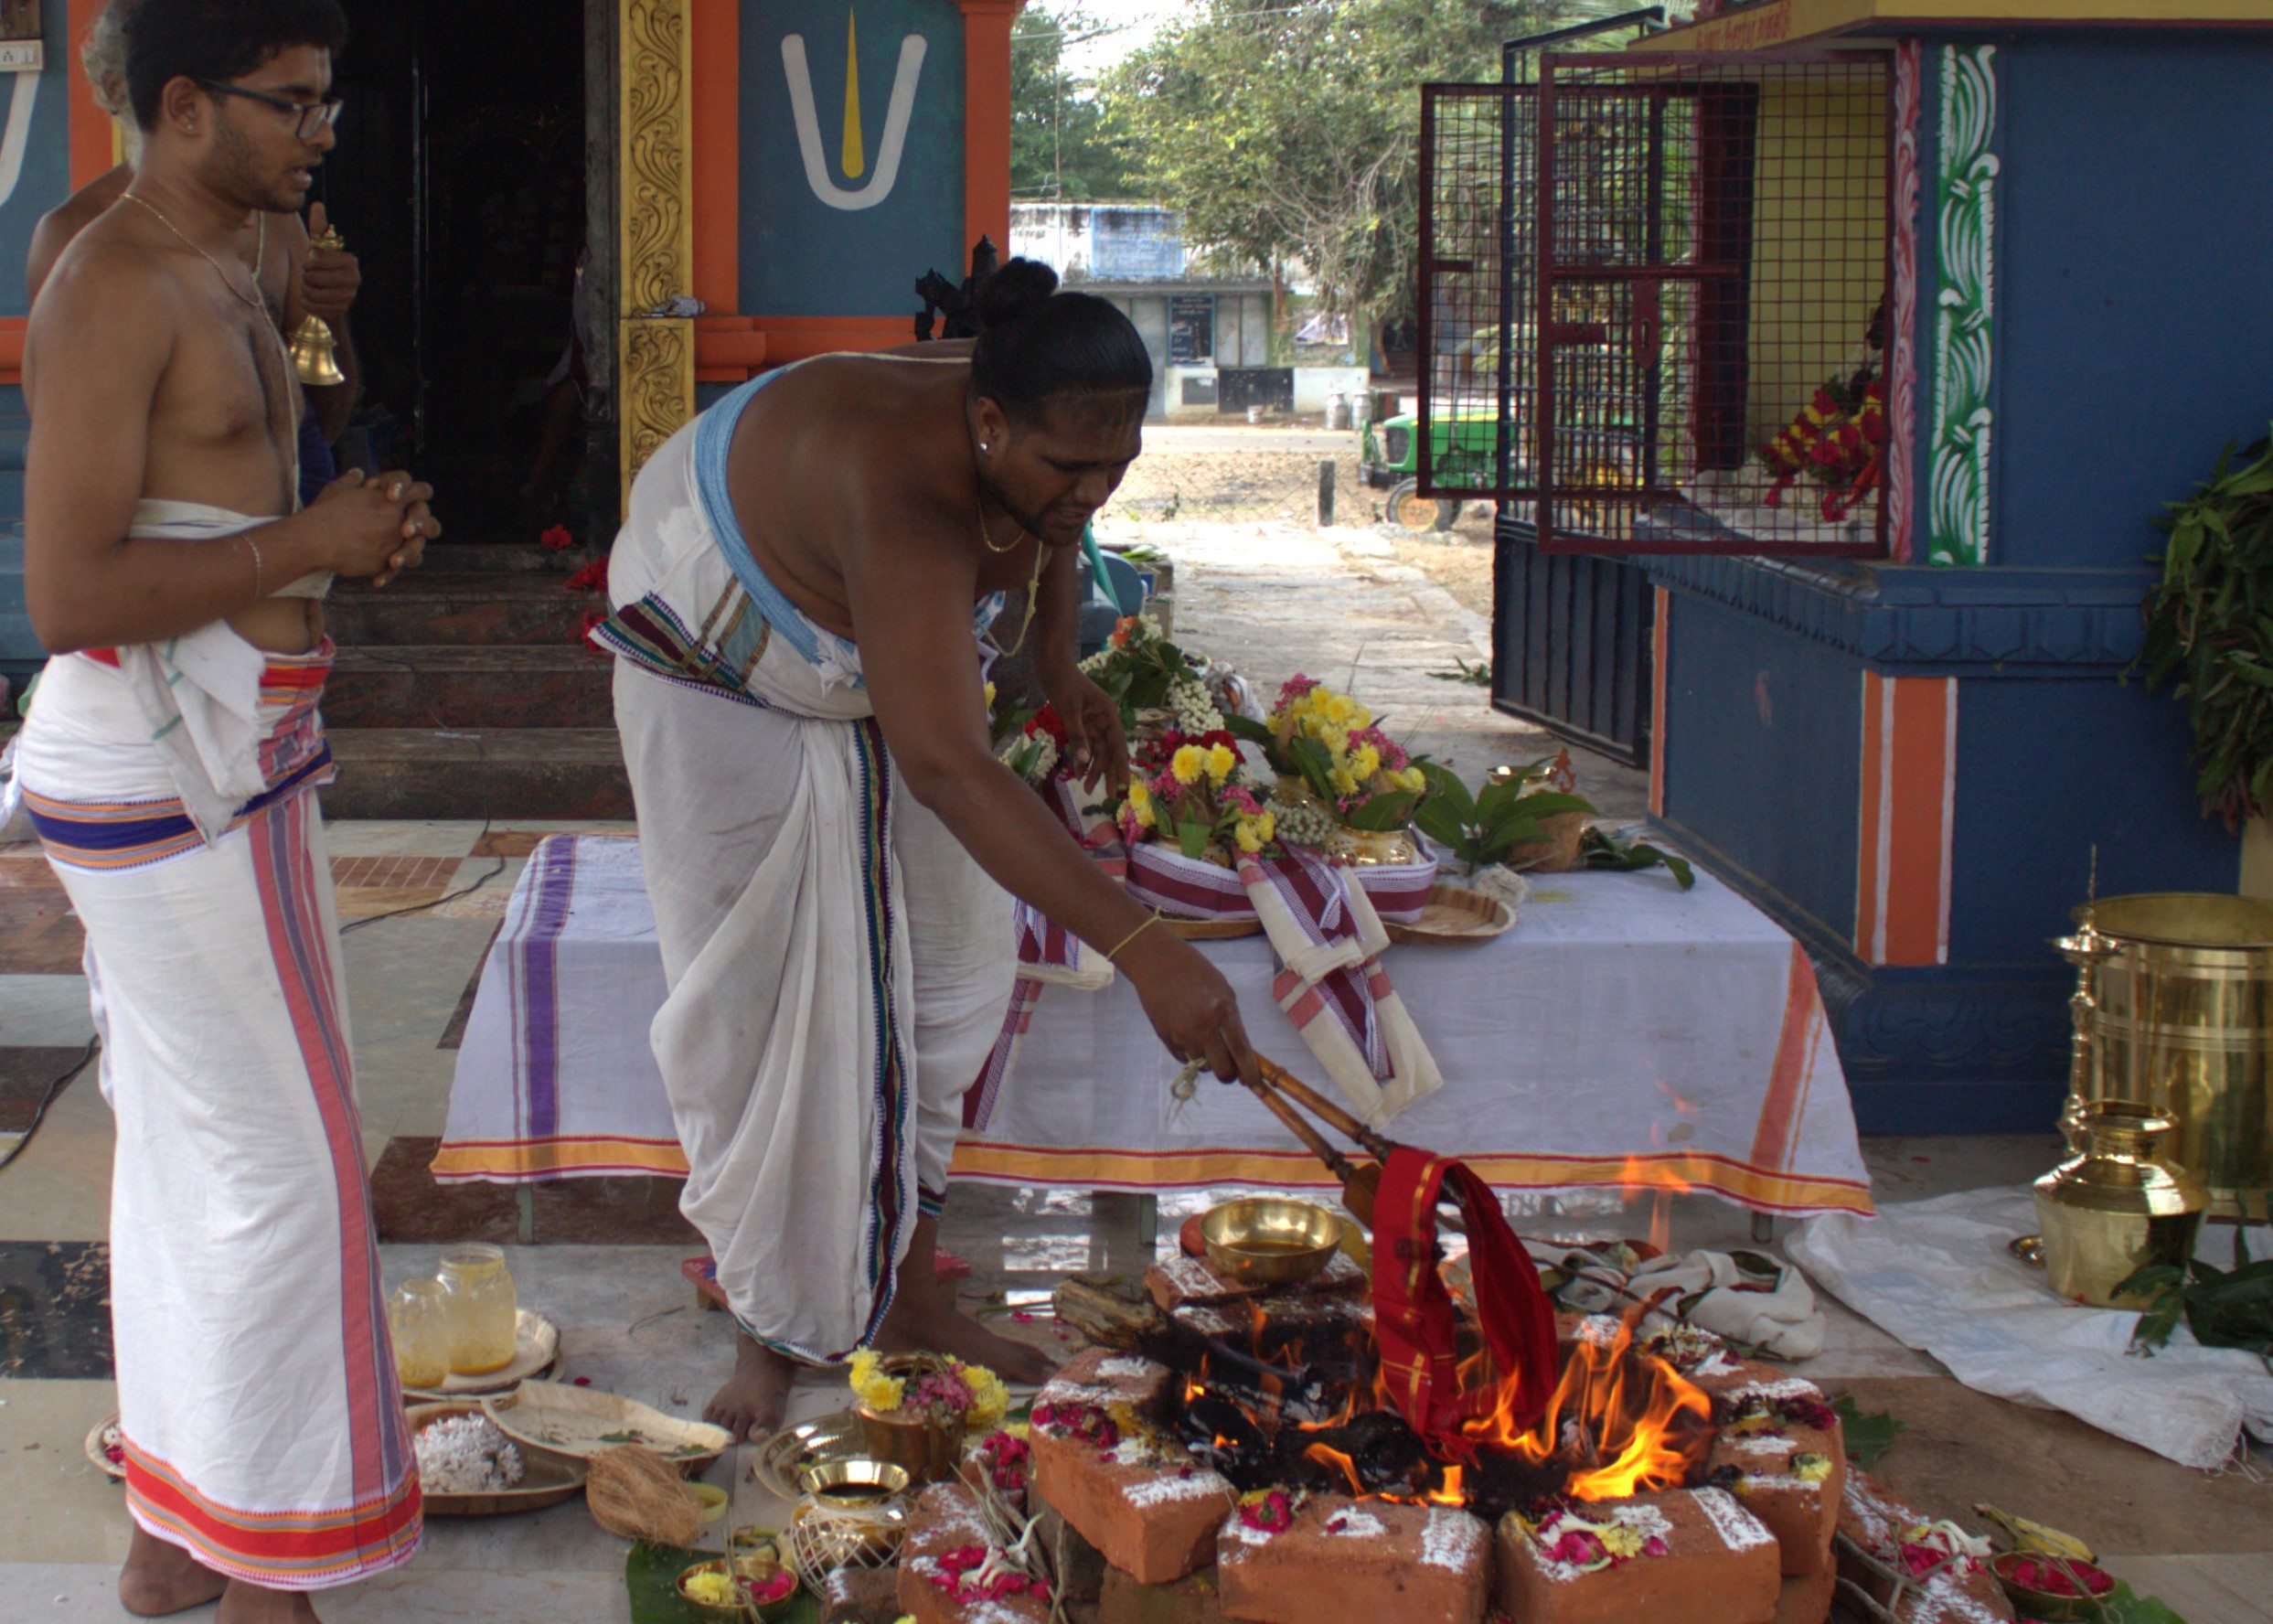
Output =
[
  {"x1": 1275, "y1": 674, "x2": 1320, "y2": 711},
  {"x1": 539, "y1": 523, "x2": 574, "y2": 551}
]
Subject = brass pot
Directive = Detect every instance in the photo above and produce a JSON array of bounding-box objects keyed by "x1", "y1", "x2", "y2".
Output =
[
  {"x1": 2033, "y1": 1100, "x2": 2206, "y2": 1308},
  {"x1": 1200, "y1": 1197, "x2": 1343, "y2": 1287},
  {"x1": 854, "y1": 1357, "x2": 966, "y2": 1484},
  {"x1": 2067, "y1": 892, "x2": 2273, "y2": 1220},
  {"x1": 1326, "y1": 826, "x2": 1423, "y2": 867}
]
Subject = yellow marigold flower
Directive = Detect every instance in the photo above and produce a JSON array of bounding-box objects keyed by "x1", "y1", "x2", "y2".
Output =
[
  {"x1": 1206, "y1": 743, "x2": 1237, "y2": 781},
  {"x1": 1401, "y1": 766, "x2": 1428, "y2": 792},
  {"x1": 963, "y1": 1363, "x2": 1010, "y2": 1431},
  {"x1": 1597, "y1": 1521, "x2": 1649, "y2": 1560},
  {"x1": 983, "y1": 681, "x2": 997, "y2": 710},
  {"x1": 1255, "y1": 811, "x2": 1275, "y2": 842},
  {"x1": 1171, "y1": 745, "x2": 1205, "y2": 785},
  {"x1": 1320, "y1": 725, "x2": 1350, "y2": 755},
  {"x1": 1351, "y1": 705, "x2": 1373, "y2": 731},
  {"x1": 848, "y1": 1350, "x2": 905, "y2": 1414},
  {"x1": 1351, "y1": 743, "x2": 1382, "y2": 781},
  {"x1": 1329, "y1": 765, "x2": 1360, "y2": 796},
  {"x1": 1235, "y1": 821, "x2": 1265, "y2": 854}
]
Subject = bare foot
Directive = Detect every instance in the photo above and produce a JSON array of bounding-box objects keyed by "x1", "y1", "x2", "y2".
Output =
[
  {"x1": 706, "y1": 1330, "x2": 796, "y2": 1440},
  {"x1": 119, "y1": 1527, "x2": 228, "y2": 1617},
  {"x1": 216, "y1": 1580, "x2": 318, "y2": 1623},
  {"x1": 874, "y1": 1285, "x2": 1057, "y2": 1386}
]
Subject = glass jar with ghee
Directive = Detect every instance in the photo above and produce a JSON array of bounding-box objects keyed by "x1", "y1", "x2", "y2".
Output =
[
  {"x1": 388, "y1": 1278, "x2": 450, "y2": 1390},
  {"x1": 436, "y1": 1244, "x2": 518, "y2": 1375}
]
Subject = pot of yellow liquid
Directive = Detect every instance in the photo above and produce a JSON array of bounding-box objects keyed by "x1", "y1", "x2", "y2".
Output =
[
  {"x1": 388, "y1": 1279, "x2": 450, "y2": 1389},
  {"x1": 437, "y1": 1244, "x2": 518, "y2": 1376}
]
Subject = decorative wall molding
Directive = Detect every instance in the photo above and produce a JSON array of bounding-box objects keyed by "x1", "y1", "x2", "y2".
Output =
[
  {"x1": 1884, "y1": 39, "x2": 1921, "y2": 564},
  {"x1": 1926, "y1": 43, "x2": 1998, "y2": 568},
  {"x1": 1649, "y1": 555, "x2": 2154, "y2": 672},
  {"x1": 619, "y1": 0, "x2": 696, "y2": 501}
]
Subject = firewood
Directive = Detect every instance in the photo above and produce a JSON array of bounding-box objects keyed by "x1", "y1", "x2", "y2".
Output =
[{"x1": 1053, "y1": 1272, "x2": 1167, "y2": 1348}]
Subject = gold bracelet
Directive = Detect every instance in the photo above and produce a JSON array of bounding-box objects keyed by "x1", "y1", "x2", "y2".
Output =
[
  {"x1": 1104, "y1": 911, "x2": 1164, "y2": 962},
  {"x1": 242, "y1": 535, "x2": 264, "y2": 599}
]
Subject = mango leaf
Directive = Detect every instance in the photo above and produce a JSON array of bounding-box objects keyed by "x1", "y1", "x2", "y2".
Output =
[
  {"x1": 1414, "y1": 796, "x2": 1474, "y2": 857},
  {"x1": 1419, "y1": 762, "x2": 1476, "y2": 825},
  {"x1": 1178, "y1": 821, "x2": 1211, "y2": 861},
  {"x1": 1286, "y1": 735, "x2": 1339, "y2": 803},
  {"x1": 1345, "y1": 788, "x2": 1421, "y2": 832},
  {"x1": 2086, "y1": 1583, "x2": 2193, "y2": 1624}
]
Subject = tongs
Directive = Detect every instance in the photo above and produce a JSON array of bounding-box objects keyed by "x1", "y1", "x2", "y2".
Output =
[{"x1": 1242, "y1": 1056, "x2": 1467, "y2": 1240}]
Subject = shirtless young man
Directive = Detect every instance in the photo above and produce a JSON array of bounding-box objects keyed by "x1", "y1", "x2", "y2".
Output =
[
  {"x1": 599, "y1": 261, "x2": 1262, "y2": 1435},
  {"x1": 16, "y1": 2, "x2": 437, "y2": 1618},
  {"x1": 27, "y1": 0, "x2": 365, "y2": 483}
]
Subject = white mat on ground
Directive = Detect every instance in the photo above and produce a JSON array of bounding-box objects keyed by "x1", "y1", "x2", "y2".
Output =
[
  {"x1": 434, "y1": 838, "x2": 1872, "y2": 1217},
  {"x1": 1788, "y1": 1185, "x2": 2273, "y2": 1469}
]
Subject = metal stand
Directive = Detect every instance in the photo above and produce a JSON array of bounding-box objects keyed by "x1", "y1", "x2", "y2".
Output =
[
  {"x1": 1751, "y1": 1211, "x2": 1776, "y2": 1245},
  {"x1": 517, "y1": 1184, "x2": 537, "y2": 1245}
]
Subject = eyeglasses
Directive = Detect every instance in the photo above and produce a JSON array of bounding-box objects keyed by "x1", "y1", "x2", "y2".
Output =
[{"x1": 195, "y1": 79, "x2": 344, "y2": 141}]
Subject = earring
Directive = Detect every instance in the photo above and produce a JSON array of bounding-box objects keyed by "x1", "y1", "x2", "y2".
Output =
[{"x1": 979, "y1": 442, "x2": 989, "y2": 454}]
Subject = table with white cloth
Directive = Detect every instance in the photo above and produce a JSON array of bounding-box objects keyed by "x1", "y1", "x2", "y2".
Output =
[{"x1": 434, "y1": 834, "x2": 1873, "y2": 1217}]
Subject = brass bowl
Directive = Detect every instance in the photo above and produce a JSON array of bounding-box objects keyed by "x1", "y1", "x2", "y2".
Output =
[
  {"x1": 1201, "y1": 1197, "x2": 1343, "y2": 1286},
  {"x1": 677, "y1": 1555, "x2": 799, "y2": 1619},
  {"x1": 798, "y1": 1457, "x2": 912, "y2": 1508},
  {"x1": 1991, "y1": 1552, "x2": 2117, "y2": 1622}
]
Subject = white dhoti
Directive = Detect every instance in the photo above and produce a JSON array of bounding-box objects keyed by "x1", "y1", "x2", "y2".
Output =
[
  {"x1": 597, "y1": 385, "x2": 1014, "y2": 1362},
  {"x1": 12, "y1": 509, "x2": 418, "y2": 1588}
]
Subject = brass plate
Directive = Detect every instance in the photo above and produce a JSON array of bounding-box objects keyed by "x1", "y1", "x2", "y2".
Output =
[
  {"x1": 750, "y1": 1409, "x2": 866, "y2": 1502},
  {"x1": 402, "y1": 1310, "x2": 560, "y2": 1400}
]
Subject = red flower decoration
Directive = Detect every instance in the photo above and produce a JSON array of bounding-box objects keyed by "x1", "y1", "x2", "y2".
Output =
[
  {"x1": 564, "y1": 556, "x2": 609, "y2": 593},
  {"x1": 539, "y1": 524, "x2": 575, "y2": 551}
]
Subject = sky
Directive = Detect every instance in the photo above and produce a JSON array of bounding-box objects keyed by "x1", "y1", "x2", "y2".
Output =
[{"x1": 1051, "y1": 0, "x2": 1190, "y2": 78}]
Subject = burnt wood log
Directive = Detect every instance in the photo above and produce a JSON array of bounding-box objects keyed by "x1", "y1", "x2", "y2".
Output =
[{"x1": 1053, "y1": 1273, "x2": 1168, "y2": 1350}]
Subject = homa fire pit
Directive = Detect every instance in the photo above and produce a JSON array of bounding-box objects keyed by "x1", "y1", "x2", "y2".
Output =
[{"x1": 893, "y1": 1235, "x2": 1852, "y2": 1624}]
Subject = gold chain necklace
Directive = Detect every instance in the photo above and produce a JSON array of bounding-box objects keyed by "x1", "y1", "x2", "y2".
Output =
[
  {"x1": 124, "y1": 193, "x2": 270, "y2": 317},
  {"x1": 975, "y1": 486, "x2": 1026, "y2": 555}
]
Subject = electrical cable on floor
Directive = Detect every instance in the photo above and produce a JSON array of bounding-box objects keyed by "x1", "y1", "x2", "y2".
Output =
[
  {"x1": 0, "y1": 1037, "x2": 99, "y2": 1177},
  {"x1": 333, "y1": 644, "x2": 507, "y2": 935}
]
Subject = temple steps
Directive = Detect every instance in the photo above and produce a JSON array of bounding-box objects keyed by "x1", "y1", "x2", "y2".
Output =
[{"x1": 325, "y1": 644, "x2": 614, "y2": 731}]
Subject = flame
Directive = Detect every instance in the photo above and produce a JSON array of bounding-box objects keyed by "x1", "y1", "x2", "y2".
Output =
[
  {"x1": 1464, "y1": 1314, "x2": 1711, "y2": 1501},
  {"x1": 1615, "y1": 1154, "x2": 1695, "y2": 1257},
  {"x1": 1303, "y1": 1442, "x2": 1365, "y2": 1498},
  {"x1": 1425, "y1": 1464, "x2": 1466, "y2": 1506}
]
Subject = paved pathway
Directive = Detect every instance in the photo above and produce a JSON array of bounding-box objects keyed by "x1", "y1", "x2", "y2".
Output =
[{"x1": 1104, "y1": 513, "x2": 1651, "y2": 823}]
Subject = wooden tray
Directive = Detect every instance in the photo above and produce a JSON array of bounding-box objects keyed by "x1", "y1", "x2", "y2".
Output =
[
  {"x1": 86, "y1": 1413, "x2": 124, "y2": 1482},
  {"x1": 1165, "y1": 915, "x2": 1264, "y2": 940},
  {"x1": 402, "y1": 1309, "x2": 560, "y2": 1400},
  {"x1": 410, "y1": 1401, "x2": 589, "y2": 1517},
  {"x1": 482, "y1": 1380, "x2": 734, "y2": 1472},
  {"x1": 1384, "y1": 883, "x2": 1515, "y2": 946},
  {"x1": 749, "y1": 1408, "x2": 867, "y2": 1502}
]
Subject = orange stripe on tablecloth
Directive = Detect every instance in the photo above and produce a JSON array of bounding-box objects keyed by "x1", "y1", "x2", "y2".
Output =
[
  {"x1": 427, "y1": 1138, "x2": 691, "y2": 1181},
  {"x1": 1883, "y1": 677, "x2": 1956, "y2": 967},
  {"x1": 947, "y1": 1142, "x2": 1875, "y2": 1216},
  {"x1": 1649, "y1": 587, "x2": 1670, "y2": 817},
  {"x1": 1747, "y1": 942, "x2": 1824, "y2": 1174}
]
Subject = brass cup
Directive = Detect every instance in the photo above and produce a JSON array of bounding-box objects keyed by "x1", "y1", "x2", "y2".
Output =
[
  {"x1": 853, "y1": 1356, "x2": 966, "y2": 1484},
  {"x1": 797, "y1": 1457, "x2": 912, "y2": 1508},
  {"x1": 1201, "y1": 1197, "x2": 1344, "y2": 1287}
]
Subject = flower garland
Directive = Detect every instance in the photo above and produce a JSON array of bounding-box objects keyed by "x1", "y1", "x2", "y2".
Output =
[
  {"x1": 848, "y1": 1351, "x2": 1008, "y2": 1431},
  {"x1": 1222, "y1": 675, "x2": 1431, "y2": 847},
  {"x1": 1117, "y1": 726, "x2": 1277, "y2": 863},
  {"x1": 1761, "y1": 377, "x2": 1888, "y2": 522},
  {"x1": 969, "y1": 1429, "x2": 1032, "y2": 1494}
]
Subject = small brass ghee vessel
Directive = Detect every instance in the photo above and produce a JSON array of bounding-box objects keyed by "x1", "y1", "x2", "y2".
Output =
[
  {"x1": 1201, "y1": 1197, "x2": 1343, "y2": 1287},
  {"x1": 2033, "y1": 1100, "x2": 2206, "y2": 1308},
  {"x1": 854, "y1": 1356, "x2": 966, "y2": 1484}
]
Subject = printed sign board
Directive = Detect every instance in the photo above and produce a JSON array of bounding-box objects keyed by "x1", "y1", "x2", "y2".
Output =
[
  {"x1": 0, "y1": 2, "x2": 71, "y2": 315},
  {"x1": 1168, "y1": 294, "x2": 1213, "y2": 365},
  {"x1": 739, "y1": 0, "x2": 966, "y2": 317}
]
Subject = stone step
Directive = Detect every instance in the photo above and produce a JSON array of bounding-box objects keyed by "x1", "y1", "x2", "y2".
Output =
[
  {"x1": 325, "y1": 645, "x2": 613, "y2": 730},
  {"x1": 322, "y1": 727, "x2": 631, "y2": 820},
  {"x1": 416, "y1": 541, "x2": 596, "y2": 574},
  {"x1": 327, "y1": 573, "x2": 603, "y2": 647}
]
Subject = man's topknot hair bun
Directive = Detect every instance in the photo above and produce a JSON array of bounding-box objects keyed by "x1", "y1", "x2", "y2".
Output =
[
  {"x1": 974, "y1": 258, "x2": 1062, "y2": 333},
  {"x1": 968, "y1": 257, "x2": 1152, "y2": 422}
]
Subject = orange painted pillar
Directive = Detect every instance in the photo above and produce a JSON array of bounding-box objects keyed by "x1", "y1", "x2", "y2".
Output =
[
  {"x1": 68, "y1": 0, "x2": 118, "y2": 187},
  {"x1": 956, "y1": 0, "x2": 1021, "y2": 262},
  {"x1": 688, "y1": 0, "x2": 741, "y2": 315}
]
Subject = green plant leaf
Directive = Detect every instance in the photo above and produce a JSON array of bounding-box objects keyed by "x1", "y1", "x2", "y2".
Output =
[
  {"x1": 1345, "y1": 788, "x2": 1420, "y2": 832},
  {"x1": 1414, "y1": 797, "x2": 1470, "y2": 852},
  {"x1": 1830, "y1": 1395, "x2": 1906, "y2": 1468},
  {"x1": 1178, "y1": 821, "x2": 1211, "y2": 861},
  {"x1": 1420, "y1": 762, "x2": 1476, "y2": 826}
]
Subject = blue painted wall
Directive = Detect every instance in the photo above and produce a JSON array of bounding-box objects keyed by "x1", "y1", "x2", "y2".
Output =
[
  {"x1": 1660, "y1": 590, "x2": 1862, "y2": 954},
  {"x1": 1988, "y1": 33, "x2": 2273, "y2": 572},
  {"x1": 0, "y1": 8, "x2": 78, "y2": 320},
  {"x1": 738, "y1": 0, "x2": 966, "y2": 317}
]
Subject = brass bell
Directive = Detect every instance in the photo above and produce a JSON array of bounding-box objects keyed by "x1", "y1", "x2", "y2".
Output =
[
  {"x1": 293, "y1": 220, "x2": 348, "y2": 388},
  {"x1": 291, "y1": 315, "x2": 345, "y2": 387}
]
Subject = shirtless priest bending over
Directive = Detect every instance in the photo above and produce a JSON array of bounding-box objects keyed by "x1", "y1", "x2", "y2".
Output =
[
  {"x1": 599, "y1": 261, "x2": 1263, "y2": 1436},
  {"x1": 16, "y1": 2, "x2": 438, "y2": 1618}
]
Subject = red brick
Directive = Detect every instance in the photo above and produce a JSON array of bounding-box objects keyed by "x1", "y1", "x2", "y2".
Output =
[
  {"x1": 897, "y1": 1482, "x2": 1053, "y2": 1624},
  {"x1": 1102, "y1": 1565, "x2": 1223, "y2": 1624},
  {"x1": 1492, "y1": 1488, "x2": 1782, "y2": 1624},
  {"x1": 1773, "y1": 1567, "x2": 1835, "y2": 1624},
  {"x1": 1218, "y1": 1494, "x2": 1490, "y2": 1624},
  {"x1": 1835, "y1": 1470, "x2": 2013, "y2": 1624},
  {"x1": 1708, "y1": 1413, "x2": 1844, "y2": 1575},
  {"x1": 820, "y1": 1565, "x2": 903, "y2": 1624},
  {"x1": 1146, "y1": 1248, "x2": 1367, "y2": 1313},
  {"x1": 1030, "y1": 1352, "x2": 1233, "y2": 1586}
]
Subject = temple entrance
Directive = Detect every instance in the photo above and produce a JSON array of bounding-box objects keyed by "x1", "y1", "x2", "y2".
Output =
[{"x1": 327, "y1": 0, "x2": 590, "y2": 541}]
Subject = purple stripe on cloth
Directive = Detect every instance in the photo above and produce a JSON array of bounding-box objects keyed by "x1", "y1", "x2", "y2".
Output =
[{"x1": 518, "y1": 837, "x2": 581, "y2": 1142}]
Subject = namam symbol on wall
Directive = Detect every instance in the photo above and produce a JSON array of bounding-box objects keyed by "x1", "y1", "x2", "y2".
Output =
[{"x1": 782, "y1": 9, "x2": 927, "y2": 212}]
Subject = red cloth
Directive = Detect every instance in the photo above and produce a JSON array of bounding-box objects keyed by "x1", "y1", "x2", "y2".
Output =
[{"x1": 1370, "y1": 1145, "x2": 1558, "y2": 1458}]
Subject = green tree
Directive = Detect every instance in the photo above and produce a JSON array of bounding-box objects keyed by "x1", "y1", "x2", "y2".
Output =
[
  {"x1": 1103, "y1": 0, "x2": 1569, "y2": 328},
  {"x1": 1012, "y1": 5, "x2": 1136, "y2": 201}
]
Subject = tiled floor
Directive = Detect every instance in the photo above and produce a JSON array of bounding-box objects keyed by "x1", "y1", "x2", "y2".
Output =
[{"x1": 0, "y1": 528, "x2": 2263, "y2": 1619}]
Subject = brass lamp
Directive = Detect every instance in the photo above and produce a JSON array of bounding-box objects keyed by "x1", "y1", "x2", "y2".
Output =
[{"x1": 290, "y1": 220, "x2": 347, "y2": 387}]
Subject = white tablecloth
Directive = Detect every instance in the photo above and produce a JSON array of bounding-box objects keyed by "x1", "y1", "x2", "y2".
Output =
[{"x1": 435, "y1": 836, "x2": 1873, "y2": 1215}]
